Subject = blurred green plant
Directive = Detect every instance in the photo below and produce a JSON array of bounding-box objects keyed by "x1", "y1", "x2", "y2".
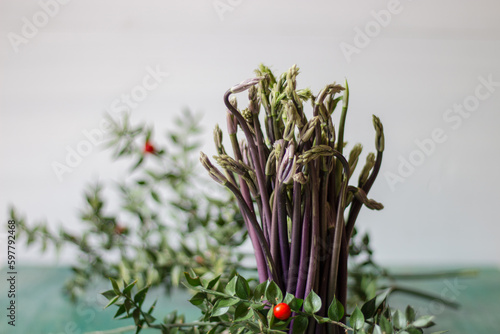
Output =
[{"x1": 10, "y1": 110, "x2": 248, "y2": 299}]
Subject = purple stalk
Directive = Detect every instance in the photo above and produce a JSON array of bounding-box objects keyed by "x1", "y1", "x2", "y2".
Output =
[
  {"x1": 220, "y1": 162, "x2": 268, "y2": 282},
  {"x1": 286, "y1": 180, "x2": 302, "y2": 294},
  {"x1": 239, "y1": 141, "x2": 269, "y2": 245},
  {"x1": 336, "y1": 233, "x2": 349, "y2": 323},
  {"x1": 224, "y1": 89, "x2": 275, "y2": 253},
  {"x1": 224, "y1": 181, "x2": 283, "y2": 289},
  {"x1": 238, "y1": 176, "x2": 268, "y2": 283},
  {"x1": 277, "y1": 184, "x2": 290, "y2": 284},
  {"x1": 295, "y1": 189, "x2": 311, "y2": 301},
  {"x1": 227, "y1": 123, "x2": 268, "y2": 281},
  {"x1": 317, "y1": 169, "x2": 331, "y2": 324},
  {"x1": 246, "y1": 216, "x2": 268, "y2": 282},
  {"x1": 270, "y1": 178, "x2": 284, "y2": 285},
  {"x1": 305, "y1": 118, "x2": 323, "y2": 297},
  {"x1": 327, "y1": 152, "x2": 350, "y2": 306},
  {"x1": 305, "y1": 160, "x2": 320, "y2": 296},
  {"x1": 319, "y1": 169, "x2": 330, "y2": 254}
]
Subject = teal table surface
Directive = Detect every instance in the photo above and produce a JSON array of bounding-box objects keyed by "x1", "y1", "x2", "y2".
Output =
[{"x1": 1, "y1": 266, "x2": 499, "y2": 334}]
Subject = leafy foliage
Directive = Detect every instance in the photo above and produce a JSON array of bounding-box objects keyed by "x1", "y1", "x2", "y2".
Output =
[
  {"x1": 11, "y1": 111, "x2": 248, "y2": 299},
  {"x1": 102, "y1": 271, "x2": 447, "y2": 334}
]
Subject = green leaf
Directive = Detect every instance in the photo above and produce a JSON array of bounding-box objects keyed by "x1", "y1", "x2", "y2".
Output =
[
  {"x1": 123, "y1": 280, "x2": 137, "y2": 297},
  {"x1": 217, "y1": 297, "x2": 240, "y2": 308},
  {"x1": 235, "y1": 275, "x2": 250, "y2": 299},
  {"x1": 124, "y1": 299, "x2": 133, "y2": 314},
  {"x1": 405, "y1": 305, "x2": 416, "y2": 323},
  {"x1": 143, "y1": 312, "x2": 156, "y2": 324},
  {"x1": 379, "y1": 315, "x2": 393, "y2": 334},
  {"x1": 189, "y1": 292, "x2": 206, "y2": 306},
  {"x1": 207, "y1": 326, "x2": 220, "y2": 334},
  {"x1": 267, "y1": 302, "x2": 275, "y2": 326},
  {"x1": 227, "y1": 323, "x2": 244, "y2": 334},
  {"x1": 362, "y1": 233, "x2": 370, "y2": 245},
  {"x1": 292, "y1": 316, "x2": 309, "y2": 334},
  {"x1": 225, "y1": 276, "x2": 238, "y2": 296},
  {"x1": 184, "y1": 272, "x2": 202, "y2": 287},
  {"x1": 312, "y1": 314, "x2": 331, "y2": 324},
  {"x1": 134, "y1": 286, "x2": 149, "y2": 307},
  {"x1": 253, "y1": 307, "x2": 268, "y2": 327},
  {"x1": 375, "y1": 288, "x2": 391, "y2": 306},
  {"x1": 246, "y1": 322, "x2": 265, "y2": 333},
  {"x1": 265, "y1": 281, "x2": 283, "y2": 304},
  {"x1": 393, "y1": 310, "x2": 406, "y2": 330},
  {"x1": 254, "y1": 281, "x2": 269, "y2": 300},
  {"x1": 372, "y1": 324, "x2": 383, "y2": 334},
  {"x1": 131, "y1": 156, "x2": 144, "y2": 171},
  {"x1": 288, "y1": 296, "x2": 303, "y2": 312},
  {"x1": 234, "y1": 303, "x2": 253, "y2": 322},
  {"x1": 104, "y1": 295, "x2": 120, "y2": 309},
  {"x1": 350, "y1": 306, "x2": 365, "y2": 331},
  {"x1": 303, "y1": 290, "x2": 321, "y2": 314},
  {"x1": 412, "y1": 315, "x2": 435, "y2": 328},
  {"x1": 132, "y1": 307, "x2": 141, "y2": 326},
  {"x1": 151, "y1": 191, "x2": 161, "y2": 203},
  {"x1": 101, "y1": 289, "x2": 117, "y2": 300},
  {"x1": 147, "y1": 300, "x2": 157, "y2": 315},
  {"x1": 201, "y1": 273, "x2": 216, "y2": 288},
  {"x1": 283, "y1": 292, "x2": 294, "y2": 305},
  {"x1": 249, "y1": 302, "x2": 265, "y2": 310},
  {"x1": 109, "y1": 277, "x2": 120, "y2": 294},
  {"x1": 134, "y1": 323, "x2": 143, "y2": 334},
  {"x1": 328, "y1": 297, "x2": 344, "y2": 322},
  {"x1": 206, "y1": 275, "x2": 222, "y2": 290},
  {"x1": 114, "y1": 304, "x2": 126, "y2": 318},
  {"x1": 212, "y1": 300, "x2": 230, "y2": 317},
  {"x1": 171, "y1": 265, "x2": 182, "y2": 287},
  {"x1": 145, "y1": 128, "x2": 152, "y2": 141},
  {"x1": 406, "y1": 328, "x2": 423, "y2": 334},
  {"x1": 361, "y1": 297, "x2": 376, "y2": 319}
]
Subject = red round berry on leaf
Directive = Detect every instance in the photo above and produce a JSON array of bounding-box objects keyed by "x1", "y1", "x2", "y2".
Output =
[
  {"x1": 273, "y1": 303, "x2": 291, "y2": 321},
  {"x1": 144, "y1": 141, "x2": 155, "y2": 154}
]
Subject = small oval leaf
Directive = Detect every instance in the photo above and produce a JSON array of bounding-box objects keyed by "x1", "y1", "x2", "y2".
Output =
[
  {"x1": 328, "y1": 297, "x2": 344, "y2": 322},
  {"x1": 350, "y1": 306, "x2": 365, "y2": 331},
  {"x1": 303, "y1": 290, "x2": 321, "y2": 314},
  {"x1": 265, "y1": 281, "x2": 283, "y2": 304},
  {"x1": 292, "y1": 316, "x2": 309, "y2": 334}
]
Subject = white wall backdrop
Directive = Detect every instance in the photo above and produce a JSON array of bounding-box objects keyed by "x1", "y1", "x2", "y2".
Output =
[{"x1": 1, "y1": 0, "x2": 499, "y2": 266}]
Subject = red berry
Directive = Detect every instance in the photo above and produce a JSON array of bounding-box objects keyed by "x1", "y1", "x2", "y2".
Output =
[
  {"x1": 114, "y1": 225, "x2": 128, "y2": 235},
  {"x1": 273, "y1": 303, "x2": 291, "y2": 321},
  {"x1": 144, "y1": 141, "x2": 155, "y2": 153}
]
